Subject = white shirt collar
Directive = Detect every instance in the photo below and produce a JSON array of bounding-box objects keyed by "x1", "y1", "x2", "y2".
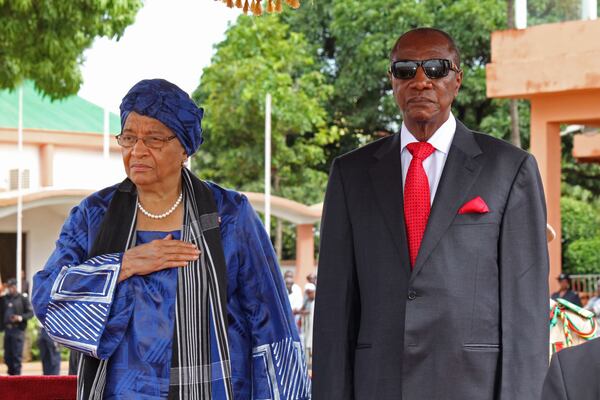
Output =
[{"x1": 400, "y1": 112, "x2": 456, "y2": 154}]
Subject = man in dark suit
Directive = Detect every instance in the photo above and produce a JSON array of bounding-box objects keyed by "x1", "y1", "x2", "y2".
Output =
[
  {"x1": 312, "y1": 27, "x2": 549, "y2": 400},
  {"x1": 541, "y1": 337, "x2": 600, "y2": 399},
  {"x1": 0, "y1": 278, "x2": 34, "y2": 375}
]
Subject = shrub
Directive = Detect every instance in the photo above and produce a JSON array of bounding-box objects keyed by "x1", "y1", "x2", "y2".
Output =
[
  {"x1": 565, "y1": 236, "x2": 600, "y2": 275},
  {"x1": 561, "y1": 197, "x2": 600, "y2": 245}
]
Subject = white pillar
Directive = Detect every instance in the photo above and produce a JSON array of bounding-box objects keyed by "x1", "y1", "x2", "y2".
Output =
[
  {"x1": 264, "y1": 93, "x2": 272, "y2": 234},
  {"x1": 515, "y1": 0, "x2": 528, "y2": 29},
  {"x1": 16, "y1": 85, "x2": 24, "y2": 293},
  {"x1": 103, "y1": 108, "x2": 110, "y2": 159},
  {"x1": 582, "y1": 0, "x2": 598, "y2": 20}
]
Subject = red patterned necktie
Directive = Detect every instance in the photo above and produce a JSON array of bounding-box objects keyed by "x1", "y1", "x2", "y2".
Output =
[{"x1": 404, "y1": 142, "x2": 435, "y2": 268}]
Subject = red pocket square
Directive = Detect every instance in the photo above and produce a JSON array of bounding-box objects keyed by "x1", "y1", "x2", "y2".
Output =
[{"x1": 458, "y1": 196, "x2": 490, "y2": 214}]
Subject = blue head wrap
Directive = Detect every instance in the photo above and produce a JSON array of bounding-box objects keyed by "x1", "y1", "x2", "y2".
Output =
[{"x1": 119, "y1": 79, "x2": 204, "y2": 156}]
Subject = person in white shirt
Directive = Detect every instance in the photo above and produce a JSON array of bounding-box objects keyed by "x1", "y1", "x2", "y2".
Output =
[
  {"x1": 301, "y1": 282, "x2": 316, "y2": 365},
  {"x1": 284, "y1": 271, "x2": 303, "y2": 321}
]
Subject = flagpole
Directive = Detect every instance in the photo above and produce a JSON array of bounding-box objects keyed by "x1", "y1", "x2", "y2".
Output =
[
  {"x1": 103, "y1": 107, "x2": 110, "y2": 160},
  {"x1": 264, "y1": 93, "x2": 271, "y2": 234},
  {"x1": 16, "y1": 84, "x2": 24, "y2": 293}
]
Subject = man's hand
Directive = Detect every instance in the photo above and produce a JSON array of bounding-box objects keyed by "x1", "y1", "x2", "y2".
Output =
[
  {"x1": 118, "y1": 234, "x2": 200, "y2": 282},
  {"x1": 9, "y1": 315, "x2": 23, "y2": 322}
]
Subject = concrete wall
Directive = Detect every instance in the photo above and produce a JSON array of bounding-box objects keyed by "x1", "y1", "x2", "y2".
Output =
[
  {"x1": 53, "y1": 147, "x2": 124, "y2": 189},
  {"x1": 0, "y1": 144, "x2": 41, "y2": 190},
  {"x1": 487, "y1": 20, "x2": 600, "y2": 98},
  {"x1": 0, "y1": 205, "x2": 71, "y2": 284}
]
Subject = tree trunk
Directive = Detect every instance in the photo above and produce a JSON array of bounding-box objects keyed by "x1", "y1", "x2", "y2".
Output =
[
  {"x1": 509, "y1": 99, "x2": 521, "y2": 148},
  {"x1": 507, "y1": 0, "x2": 515, "y2": 28},
  {"x1": 507, "y1": 0, "x2": 522, "y2": 148}
]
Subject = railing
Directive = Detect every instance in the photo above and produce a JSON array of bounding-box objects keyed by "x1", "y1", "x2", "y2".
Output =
[{"x1": 570, "y1": 274, "x2": 600, "y2": 303}]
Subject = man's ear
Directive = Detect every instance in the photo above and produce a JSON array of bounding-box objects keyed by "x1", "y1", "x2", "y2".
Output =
[{"x1": 454, "y1": 70, "x2": 463, "y2": 96}]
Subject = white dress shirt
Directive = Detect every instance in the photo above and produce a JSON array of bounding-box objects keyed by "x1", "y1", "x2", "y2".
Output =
[{"x1": 400, "y1": 113, "x2": 456, "y2": 203}]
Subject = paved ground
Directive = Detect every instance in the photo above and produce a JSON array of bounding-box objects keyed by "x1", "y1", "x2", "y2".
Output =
[{"x1": 0, "y1": 361, "x2": 70, "y2": 376}]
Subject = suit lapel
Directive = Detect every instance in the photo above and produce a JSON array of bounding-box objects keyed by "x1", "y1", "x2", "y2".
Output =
[
  {"x1": 410, "y1": 121, "x2": 484, "y2": 282},
  {"x1": 368, "y1": 135, "x2": 412, "y2": 273}
]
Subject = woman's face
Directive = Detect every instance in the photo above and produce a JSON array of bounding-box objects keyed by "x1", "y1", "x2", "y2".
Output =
[{"x1": 121, "y1": 112, "x2": 187, "y2": 189}]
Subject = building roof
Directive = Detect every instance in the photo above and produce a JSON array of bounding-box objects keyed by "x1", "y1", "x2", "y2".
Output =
[{"x1": 0, "y1": 81, "x2": 120, "y2": 134}]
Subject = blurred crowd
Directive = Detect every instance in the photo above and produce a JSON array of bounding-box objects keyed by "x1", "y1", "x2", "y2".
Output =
[
  {"x1": 284, "y1": 271, "x2": 317, "y2": 367},
  {"x1": 551, "y1": 273, "x2": 600, "y2": 334},
  {"x1": 4, "y1": 269, "x2": 600, "y2": 378}
]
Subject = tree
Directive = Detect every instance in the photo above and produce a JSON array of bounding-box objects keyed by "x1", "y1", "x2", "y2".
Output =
[
  {"x1": 561, "y1": 133, "x2": 600, "y2": 196},
  {"x1": 560, "y1": 196, "x2": 600, "y2": 273},
  {"x1": 192, "y1": 14, "x2": 334, "y2": 257},
  {"x1": 565, "y1": 237, "x2": 600, "y2": 275},
  {"x1": 0, "y1": 0, "x2": 142, "y2": 99},
  {"x1": 193, "y1": 14, "x2": 333, "y2": 203},
  {"x1": 283, "y1": 0, "x2": 507, "y2": 165}
]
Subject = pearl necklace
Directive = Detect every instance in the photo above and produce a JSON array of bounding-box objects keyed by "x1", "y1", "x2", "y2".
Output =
[{"x1": 137, "y1": 192, "x2": 183, "y2": 219}]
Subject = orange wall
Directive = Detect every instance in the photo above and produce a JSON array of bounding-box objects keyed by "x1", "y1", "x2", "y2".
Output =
[
  {"x1": 573, "y1": 133, "x2": 600, "y2": 162},
  {"x1": 486, "y1": 20, "x2": 600, "y2": 293},
  {"x1": 487, "y1": 20, "x2": 600, "y2": 99}
]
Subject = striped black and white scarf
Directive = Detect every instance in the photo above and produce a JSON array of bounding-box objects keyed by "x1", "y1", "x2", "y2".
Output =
[{"x1": 78, "y1": 168, "x2": 233, "y2": 399}]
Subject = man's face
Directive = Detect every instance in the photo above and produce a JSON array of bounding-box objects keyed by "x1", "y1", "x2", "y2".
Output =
[
  {"x1": 559, "y1": 279, "x2": 569, "y2": 291},
  {"x1": 285, "y1": 277, "x2": 294, "y2": 293},
  {"x1": 389, "y1": 32, "x2": 462, "y2": 132},
  {"x1": 7, "y1": 284, "x2": 17, "y2": 295}
]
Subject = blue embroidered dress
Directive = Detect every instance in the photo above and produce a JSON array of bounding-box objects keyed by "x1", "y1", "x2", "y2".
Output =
[{"x1": 32, "y1": 182, "x2": 310, "y2": 399}]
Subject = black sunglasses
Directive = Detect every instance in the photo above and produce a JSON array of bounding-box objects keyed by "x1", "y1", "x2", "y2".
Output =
[{"x1": 390, "y1": 58, "x2": 461, "y2": 80}]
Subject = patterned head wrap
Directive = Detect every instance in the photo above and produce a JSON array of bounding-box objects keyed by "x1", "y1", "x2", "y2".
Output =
[{"x1": 119, "y1": 79, "x2": 204, "y2": 156}]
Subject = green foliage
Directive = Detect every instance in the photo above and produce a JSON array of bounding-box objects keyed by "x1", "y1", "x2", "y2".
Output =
[
  {"x1": 284, "y1": 0, "x2": 507, "y2": 163},
  {"x1": 192, "y1": 15, "x2": 335, "y2": 204},
  {"x1": 561, "y1": 133, "x2": 600, "y2": 196},
  {"x1": 565, "y1": 237, "x2": 600, "y2": 275},
  {"x1": 27, "y1": 317, "x2": 40, "y2": 361},
  {"x1": 0, "y1": 0, "x2": 142, "y2": 99},
  {"x1": 560, "y1": 196, "x2": 600, "y2": 273},
  {"x1": 528, "y1": 0, "x2": 582, "y2": 25},
  {"x1": 560, "y1": 197, "x2": 600, "y2": 245},
  {"x1": 479, "y1": 98, "x2": 531, "y2": 146}
]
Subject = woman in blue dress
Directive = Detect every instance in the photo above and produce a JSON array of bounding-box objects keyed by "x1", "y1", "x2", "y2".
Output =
[{"x1": 32, "y1": 79, "x2": 310, "y2": 400}]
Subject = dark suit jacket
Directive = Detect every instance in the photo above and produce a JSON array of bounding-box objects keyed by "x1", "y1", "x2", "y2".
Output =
[
  {"x1": 551, "y1": 290, "x2": 582, "y2": 307},
  {"x1": 312, "y1": 121, "x2": 549, "y2": 400},
  {"x1": 0, "y1": 293, "x2": 33, "y2": 331},
  {"x1": 541, "y1": 338, "x2": 600, "y2": 400}
]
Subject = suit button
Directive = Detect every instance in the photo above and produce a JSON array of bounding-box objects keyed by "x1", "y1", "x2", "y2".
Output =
[{"x1": 408, "y1": 289, "x2": 417, "y2": 300}]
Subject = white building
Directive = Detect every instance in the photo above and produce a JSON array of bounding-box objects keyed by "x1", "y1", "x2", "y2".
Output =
[{"x1": 0, "y1": 82, "x2": 123, "y2": 290}]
